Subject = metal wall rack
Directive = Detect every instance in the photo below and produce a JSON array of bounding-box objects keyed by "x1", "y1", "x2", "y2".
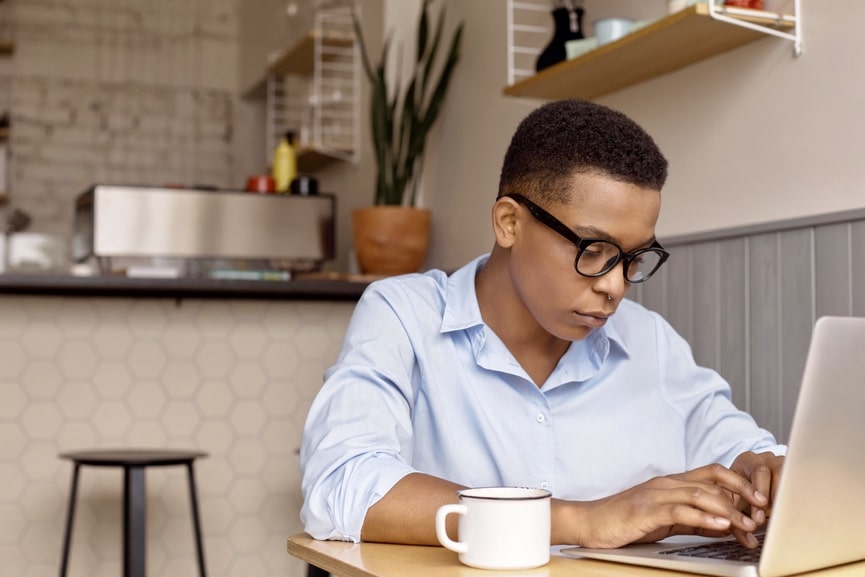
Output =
[
  {"x1": 505, "y1": 0, "x2": 802, "y2": 101},
  {"x1": 264, "y1": 5, "x2": 360, "y2": 171},
  {"x1": 707, "y1": 0, "x2": 801, "y2": 56}
]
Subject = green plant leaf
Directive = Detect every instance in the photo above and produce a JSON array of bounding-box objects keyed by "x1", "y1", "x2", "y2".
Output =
[
  {"x1": 416, "y1": 0, "x2": 431, "y2": 65},
  {"x1": 372, "y1": 52, "x2": 394, "y2": 204},
  {"x1": 398, "y1": 78, "x2": 418, "y2": 181},
  {"x1": 419, "y1": 0, "x2": 446, "y2": 103},
  {"x1": 419, "y1": 23, "x2": 462, "y2": 137},
  {"x1": 351, "y1": 9, "x2": 376, "y2": 83},
  {"x1": 356, "y1": 0, "x2": 462, "y2": 206}
]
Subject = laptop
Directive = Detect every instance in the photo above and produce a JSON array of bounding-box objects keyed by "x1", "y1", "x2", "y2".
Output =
[{"x1": 563, "y1": 316, "x2": 865, "y2": 577}]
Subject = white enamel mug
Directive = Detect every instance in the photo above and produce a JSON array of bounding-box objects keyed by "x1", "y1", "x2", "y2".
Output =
[{"x1": 435, "y1": 486, "x2": 552, "y2": 570}]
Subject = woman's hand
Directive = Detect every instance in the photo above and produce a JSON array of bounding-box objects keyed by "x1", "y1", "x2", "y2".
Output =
[
  {"x1": 727, "y1": 451, "x2": 785, "y2": 545},
  {"x1": 553, "y1": 463, "x2": 770, "y2": 548}
]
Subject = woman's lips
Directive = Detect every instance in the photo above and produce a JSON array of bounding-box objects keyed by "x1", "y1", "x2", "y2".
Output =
[{"x1": 574, "y1": 311, "x2": 610, "y2": 328}]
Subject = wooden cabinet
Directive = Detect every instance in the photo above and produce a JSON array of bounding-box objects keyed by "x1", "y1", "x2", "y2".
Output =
[{"x1": 503, "y1": 2, "x2": 799, "y2": 101}]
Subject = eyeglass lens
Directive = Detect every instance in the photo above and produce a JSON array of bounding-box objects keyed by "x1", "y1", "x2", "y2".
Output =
[{"x1": 576, "y1": 241, "x2": 665, "y2": 283}]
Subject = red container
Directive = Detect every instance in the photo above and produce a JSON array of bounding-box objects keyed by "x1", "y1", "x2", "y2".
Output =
[
  {"x1": 246, "y1": 175, "x2": 276, "y2": 194},
  {"x1": 724, "y1": 0, "x2": 764, "y2": 8}
]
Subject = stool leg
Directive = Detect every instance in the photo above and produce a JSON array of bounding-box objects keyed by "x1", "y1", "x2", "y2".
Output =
[
  {"x1": 123, "y1": 466, "x2": 146, "y2": 577},
  {"x1": 185, "y1": 462, "x2": 208, "y2": 577},
  {"x1": 59, "y1": 464, "x2": 81, "y2": 577}
]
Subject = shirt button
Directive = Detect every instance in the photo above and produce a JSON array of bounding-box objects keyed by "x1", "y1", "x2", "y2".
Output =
[
  {"x1": 535, "y1": 414, "x2": 546, "y2": 423},
  {"x1": 540, "y1": 481, "x2": 550, "y2": 490}
]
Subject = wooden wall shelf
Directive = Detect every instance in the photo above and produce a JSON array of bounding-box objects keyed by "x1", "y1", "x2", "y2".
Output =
[
  {"x1": 503, "y1": 3, "x2": 795, "y2": 101},
  {"x1": 258, "y1": 31, "x2": 354, "y2": 172},
  {"x1": 243, "y1": 7, "x2": 358, "y2": 174},
  {"x1": 297, "y1": 146, "x2": 353, "y2": 173},
  {"x1": 244, "y1": 31, "x2": 353, "y2": 98},
  {"x1": 270, "y1": 31, "x2": 353, "y2": 78}
]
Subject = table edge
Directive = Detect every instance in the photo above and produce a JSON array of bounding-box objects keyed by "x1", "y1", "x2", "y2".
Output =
[{"x1": 287, "y1": 534, "x2": 362, "y2": 577}]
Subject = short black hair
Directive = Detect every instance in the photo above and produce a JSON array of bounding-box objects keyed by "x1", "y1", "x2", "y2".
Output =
[{"x1": 497, "y1": 99, "x2": 668, "y2": 204}]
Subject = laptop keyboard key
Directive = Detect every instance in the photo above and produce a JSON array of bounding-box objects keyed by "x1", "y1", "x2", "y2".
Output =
[{"x1": 659, "y1": 534, "x2": 765, "y2": 562}]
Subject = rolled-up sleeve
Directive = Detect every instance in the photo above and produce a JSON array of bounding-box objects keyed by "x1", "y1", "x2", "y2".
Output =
[{"x1": 299, "y1": 285, "x2": 420, "y2": 541}]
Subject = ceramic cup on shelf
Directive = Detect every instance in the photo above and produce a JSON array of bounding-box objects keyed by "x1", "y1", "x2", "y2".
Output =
[
  {"x1": 593, "y1": 17, "x2": 634, "y2": 46},
  {"x1": 667, "y1": 0, "x2": 727, "y2": 13},
  {"x1": 668, "y1": 0, "x2": 697, "y2": 13},
  {"x1": 435, "y1": 486, "x2": 551, "y2": 570}
]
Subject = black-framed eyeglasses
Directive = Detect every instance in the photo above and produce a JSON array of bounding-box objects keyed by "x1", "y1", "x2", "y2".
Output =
[{"x1": 503, "y1": 193, "x2": 670, "y2": 284}]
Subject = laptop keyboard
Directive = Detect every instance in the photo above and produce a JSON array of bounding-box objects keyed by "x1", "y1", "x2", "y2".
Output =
[{"x1": 658, "y1": 534, "x2": 765, "y2": 563}]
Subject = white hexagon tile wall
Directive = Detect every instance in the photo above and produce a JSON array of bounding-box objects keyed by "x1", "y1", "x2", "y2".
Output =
[{"x1": 0, "y1": 295, "x2": 356, "y2": 577}]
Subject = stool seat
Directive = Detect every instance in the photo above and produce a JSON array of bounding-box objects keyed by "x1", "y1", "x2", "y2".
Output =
[
  {"x1": 61, "y1": 449, "x2": 208, "y2": 467},
  {"x1": 59, "y1": 448, "x2": 208, "y2": 577}
]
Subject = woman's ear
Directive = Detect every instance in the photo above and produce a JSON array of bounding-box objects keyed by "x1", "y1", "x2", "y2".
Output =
[{"x1": 491, "y1": 196, "x2": 519, "y2": 248}]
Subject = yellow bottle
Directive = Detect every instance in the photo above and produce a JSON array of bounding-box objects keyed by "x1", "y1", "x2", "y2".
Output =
[{"x1": 272, "y1": 131, "x2": 297, "y2": 193}]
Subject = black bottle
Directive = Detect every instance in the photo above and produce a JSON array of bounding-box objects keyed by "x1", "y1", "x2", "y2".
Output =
[{"x1": 535, "y1": 4, "x2": 585, "y2": 73}]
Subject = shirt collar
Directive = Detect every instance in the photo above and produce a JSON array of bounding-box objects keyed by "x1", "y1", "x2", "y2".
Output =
[
  {"x1": 440, "y1": 254, "x2": 488, "y2": 333},
  {"x1": 603, "y1": 314, "x2": 631, "y2": 358},
  {"x1": 439, "y1": 253, "x2": 631, "y2": 359}
]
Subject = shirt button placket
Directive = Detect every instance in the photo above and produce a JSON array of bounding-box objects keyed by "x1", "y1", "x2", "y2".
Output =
[{"x1": 532, "y1": 407, "x2": 552, "y2": 494}]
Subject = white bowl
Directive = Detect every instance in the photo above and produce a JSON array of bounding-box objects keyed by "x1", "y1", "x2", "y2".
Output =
[{"x1": 593, "y1": 17, "x2": 634, "y2": 46}]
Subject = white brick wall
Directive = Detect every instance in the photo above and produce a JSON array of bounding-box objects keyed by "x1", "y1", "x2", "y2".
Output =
[{"x1": 0, "y1": 0, "x2": 242, "y2": 238}]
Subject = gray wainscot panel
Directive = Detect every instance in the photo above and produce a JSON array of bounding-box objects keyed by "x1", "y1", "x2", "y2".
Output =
[{"x1": 634, "y1": 209, "x2": 865, "y2": 443}]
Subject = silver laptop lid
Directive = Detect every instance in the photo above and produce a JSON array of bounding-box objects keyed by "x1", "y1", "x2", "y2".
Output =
[{"x1": 759, "y1": 316, "x2": 865, "y2": 577}]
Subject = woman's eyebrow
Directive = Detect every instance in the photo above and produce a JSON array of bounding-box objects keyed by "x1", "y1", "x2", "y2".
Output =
[
  {"x1": 573, "y1": 225, "x2": 616, "y2": 242},
  {"x1": 574, "y1": 225, "x2": 656, "y2": 250}
]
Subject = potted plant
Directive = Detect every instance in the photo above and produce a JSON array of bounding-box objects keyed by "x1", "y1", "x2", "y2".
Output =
[{"x1": 351, "y1": 0, "x2": 463, "y2": 275}]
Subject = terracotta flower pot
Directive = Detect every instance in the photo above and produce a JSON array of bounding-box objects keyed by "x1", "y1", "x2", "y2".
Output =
[{"x1": 352, "y1": 206, "x2": 431, "y2": 275}]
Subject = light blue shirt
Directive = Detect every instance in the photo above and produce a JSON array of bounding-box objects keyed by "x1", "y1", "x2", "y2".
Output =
[{"x1": 300, "y1": 254, "x2": 784, "y2": 542}]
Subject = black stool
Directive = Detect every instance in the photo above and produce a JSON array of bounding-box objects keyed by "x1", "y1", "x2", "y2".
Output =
[{"x1": 59, "y1": 449, "x2": 208, "y2": 577}]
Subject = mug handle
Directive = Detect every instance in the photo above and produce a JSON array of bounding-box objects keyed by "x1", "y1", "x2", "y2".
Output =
[{"x1": 435, "y1": 504, "x2": 468, "y2": 553}]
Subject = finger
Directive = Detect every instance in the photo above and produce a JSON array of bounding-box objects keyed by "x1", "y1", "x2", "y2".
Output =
[
  {"x1": 729, "y1": 526, "x2": 761, "y2": 549},
  {"x1": 636, "y1": 524, "x2": 728, "y2": 544},
  {"x1": 747, "y1": 463, "x2": 772, "y2": 524},
  {"x1": 656, "y1": 486, "x2": 760, "y2": 534},
  {"x1": 741, "y1": 453, "x2": 785, "y2": 522},
  {"x1": 651, "y1": 502, "x2": 733, "y2": 535},
  {"x1": 654, "y1": 475, "x2": 752, "y2": 525},
  {"x1": 673, "y1": 464, "x2": 769, "y2": 510}
]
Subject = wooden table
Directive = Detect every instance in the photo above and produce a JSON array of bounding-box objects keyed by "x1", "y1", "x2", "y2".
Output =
[{"x1": 287, "y1": 533, "x2": 865, "y2": 577}]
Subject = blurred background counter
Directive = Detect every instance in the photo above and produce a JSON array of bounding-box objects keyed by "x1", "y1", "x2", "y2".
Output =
[
  {"x1": 0, "y1": 269, "x2": 370, "y2": 577},
  {"x1": 0, "y1": 270, "x2": 371, "y2": 299}
]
